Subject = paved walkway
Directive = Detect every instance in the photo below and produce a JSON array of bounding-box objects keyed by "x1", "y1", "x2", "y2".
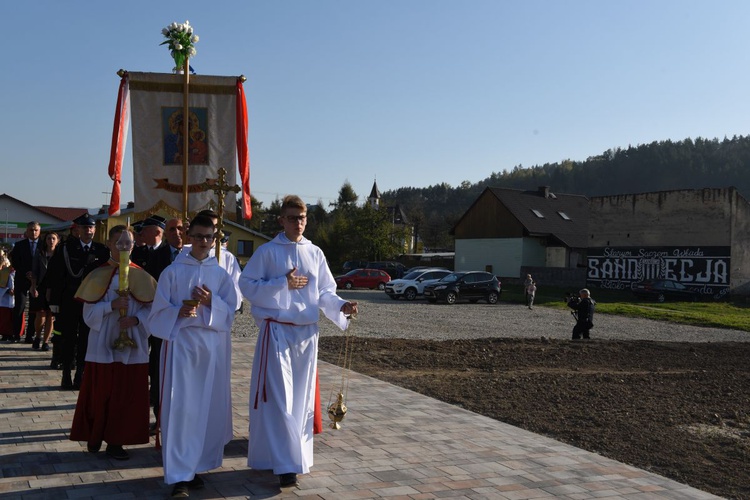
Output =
[{"x1": 0, "y1": 338, "x2": 721, "y2": 499}]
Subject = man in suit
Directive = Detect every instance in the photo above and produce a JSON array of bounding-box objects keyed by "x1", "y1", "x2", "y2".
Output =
[
  {"x1": 130, "y1": 215, "x2": 166, "y2": 272},
  {"x1": 145, "y1": 218, "x2": 183, "y2": 281},
  {"x1": 145, "y1": 217, "x2": 184, "y2": 425},
  {"x1": 45, "y1": 214, "x2": 109, "y2": 389},
  {"x1": 9, "y1": 221, "x2": 40, "y2": 343}
]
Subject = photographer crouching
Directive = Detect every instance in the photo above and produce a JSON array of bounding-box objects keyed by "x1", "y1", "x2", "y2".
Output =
[{"x1": 565, "y1": 289, "x2": 596, "y2": 340}]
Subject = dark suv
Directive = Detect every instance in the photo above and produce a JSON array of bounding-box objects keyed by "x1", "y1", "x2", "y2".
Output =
[
  {"x1": 367, "y1": 261, "x2": 406, "y2": 279},
  {"x1": 341, "y1": 260, "x2": 369, "y2": 273},
  {"x1": 423, "y1": 271, "x2": 501, "y2": 304}
]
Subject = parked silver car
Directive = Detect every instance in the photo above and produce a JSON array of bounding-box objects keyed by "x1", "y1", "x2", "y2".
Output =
[{"x1": 384, "y1": 268, "x2": 452, "y2": 301}]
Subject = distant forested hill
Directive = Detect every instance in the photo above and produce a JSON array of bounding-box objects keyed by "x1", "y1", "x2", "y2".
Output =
[{"x1": 381, "y1": 135, "x2": 750, "y2": 249}]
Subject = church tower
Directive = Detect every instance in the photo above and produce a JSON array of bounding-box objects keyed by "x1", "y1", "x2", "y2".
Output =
[{"x1": 368, "y1": 179, "x2": 381, "y2": 209}]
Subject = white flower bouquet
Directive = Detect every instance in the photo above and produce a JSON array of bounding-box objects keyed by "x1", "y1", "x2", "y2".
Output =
[{"x1": 160, "y1": 20, "x2": 199, "y2": 73}]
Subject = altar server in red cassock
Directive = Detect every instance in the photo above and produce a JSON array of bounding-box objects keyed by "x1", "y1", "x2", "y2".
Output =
[{"x1": 70, "y1": 225, "x2": 156, "y2": 460}]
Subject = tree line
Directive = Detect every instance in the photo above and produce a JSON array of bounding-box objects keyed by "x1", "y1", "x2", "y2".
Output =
[
  {"x1": 239, "y1": 134, "x2": 750, "y2": 266},
  {"x1": 239, "y1": 182, "x2": 408, "y2": 270}
]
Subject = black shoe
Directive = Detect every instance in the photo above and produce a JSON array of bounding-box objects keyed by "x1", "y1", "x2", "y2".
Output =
[
  {"x1": 279, "y1": 473, "x2": 298, "y2": 487},
  {"x1": 61, "y1": 370, "x2": 73, "y2": 390},
  {"x1": 105, "y1": 444, "x2": 129, "y2": 460},
  {"x1": 11, "y1": 336, "x2": 20, "y2": 343},
  {"x1": 87, "y1": 441, "x2": 101, "y2": 453},
  {"x1": 187, "y1": 474, "x2": 204, "y2": 489},
  {"x1": 41, "y1": 343, "x2": 50, "y2": 352},
  {"x1": 32, "y1": 338, "x2": 41, "y2": 349},
  {"x1": 73, "y1": 372, "x2": 82, "y2": 390},
  {"x1": 171, "y1": 482, "x2": 190, "y2": 498},
  {"x1": 24, "y1": 336, "x2": 34, "y2": 344}
]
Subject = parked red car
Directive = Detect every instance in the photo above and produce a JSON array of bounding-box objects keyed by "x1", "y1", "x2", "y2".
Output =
[{"x1": 335, "y1": 269, "x2": 392, "y2": 290}]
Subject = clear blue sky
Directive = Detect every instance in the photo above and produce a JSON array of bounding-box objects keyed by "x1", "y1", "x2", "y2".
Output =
[{"x1": 3, "y1": 1, "x2": 750, "y2": 211}]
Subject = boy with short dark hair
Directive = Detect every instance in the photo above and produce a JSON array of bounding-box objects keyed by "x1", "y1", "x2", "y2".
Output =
[{"x1": 148, "y1": 215, "x2": 239, "y2": 498}]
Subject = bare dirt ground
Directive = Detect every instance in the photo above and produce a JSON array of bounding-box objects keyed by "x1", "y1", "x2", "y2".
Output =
[{"x1": 319, "y1": 336, "x2": 750, "y2": 499}]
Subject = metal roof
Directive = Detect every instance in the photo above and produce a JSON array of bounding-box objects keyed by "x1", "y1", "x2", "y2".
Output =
[{"x1": 483, "y1": 186, "x2": 589, "y2": 248}]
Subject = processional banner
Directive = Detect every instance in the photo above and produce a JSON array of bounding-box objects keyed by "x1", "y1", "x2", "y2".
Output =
[{"x1": 107, "y1": 71, "x2": 251, "y2": 220}]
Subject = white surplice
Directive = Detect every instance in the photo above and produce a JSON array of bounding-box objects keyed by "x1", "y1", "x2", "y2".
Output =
[
  {"x1": 238, "y1": 233, "x2": 350, "y2": 475},
  {"x1": 147, "y1": 251, "x2": 239, "y2": 485},
  {"x1": 82, "y1": 272, "x2": 151, "y2": 365},
  {"x1": 181, "y1": 244, "x2": 242, "y2": 310}
]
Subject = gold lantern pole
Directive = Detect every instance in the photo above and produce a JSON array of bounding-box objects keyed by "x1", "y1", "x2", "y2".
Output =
[{"x1": 113, "y1": 228, "x2": 137, "y2": 350}]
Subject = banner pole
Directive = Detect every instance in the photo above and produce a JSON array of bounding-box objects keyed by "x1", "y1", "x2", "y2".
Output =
[{"x1": 182, "y1": 58, "x2": 190, "y2": 221}]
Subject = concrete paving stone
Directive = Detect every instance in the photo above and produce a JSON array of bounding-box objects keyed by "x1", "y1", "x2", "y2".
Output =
[
  {"x1": 501, "y1": 488, "x2": 560, "y2": 499},
  {"x1": 0, "y1": 479, "x2": 31, "y2": 492},
  {"x1": 372, "y1": 469, "x2": 427, "y2": 483},
  {"x1": 430, "y1": 492, "x2": 474, "y2": 499},
  {"x1": 366, "y1": 463, "x2": 403, "y2": 472},
  {"x1": 27, "y1": 475, "x2": 82, "y2": 488},
  {"x1": 322, "y1": 487, "x2": 379, "y2": 499},
  {"x1": 446, "y1": 478, "x2": 497, "y2": 490},
  {"x1": 541, "y1": 484, "x2": 591, "y2": 496},
  {"x1": 331, "y1": 472, "x2": 380, "y2": 485},
  {"x1": 470, "y1": 487, "x2": 534, "y2": 499},
  {"x1": 369, "y1": 484, "x2": 421, "y2": 496}
]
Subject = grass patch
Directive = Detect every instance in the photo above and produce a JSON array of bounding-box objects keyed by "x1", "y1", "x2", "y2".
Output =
[{"x1": 501, "y1": 284, "x2": 750, "y2": 333}]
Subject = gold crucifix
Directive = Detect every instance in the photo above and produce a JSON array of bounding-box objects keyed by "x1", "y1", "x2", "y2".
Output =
[{"x1": 200, "y1": 167, "x2": 240, "y2": 261}]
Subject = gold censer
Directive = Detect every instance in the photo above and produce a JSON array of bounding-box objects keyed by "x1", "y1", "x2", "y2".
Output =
[{"x1": 327, "y1": 392, "x2": 347, "y2": 429}]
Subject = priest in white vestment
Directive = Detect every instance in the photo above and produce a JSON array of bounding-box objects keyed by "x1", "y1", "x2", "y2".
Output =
[
  {"x1": 148, "y1": 215, "x2": 239, "y2": 497},
  {"x1": 239, "y1": 195, "x2": 358, "y2": 488}
]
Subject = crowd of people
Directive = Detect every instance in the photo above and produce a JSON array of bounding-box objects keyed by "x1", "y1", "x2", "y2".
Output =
[{"x1": 1, "y1": 195, "x2": 358, "y2": 499}]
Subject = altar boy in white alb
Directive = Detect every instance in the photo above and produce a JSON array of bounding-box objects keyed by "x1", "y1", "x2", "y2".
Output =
[
  {"x1": 239, "y1": 195, "x2": 358, "y2": 488},
  {"x1": 148, "y1": 215, "x2": 239, "y2": 498}
]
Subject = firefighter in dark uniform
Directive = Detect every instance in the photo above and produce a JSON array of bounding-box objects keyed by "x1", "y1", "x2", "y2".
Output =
[{"x1": 46, "y1": 214, "x2": 109, "y2": 389}]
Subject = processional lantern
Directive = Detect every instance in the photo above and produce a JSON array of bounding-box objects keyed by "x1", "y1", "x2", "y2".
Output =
[{"x1": 113, "y1": 228, "x2": 137, "y2": 351}]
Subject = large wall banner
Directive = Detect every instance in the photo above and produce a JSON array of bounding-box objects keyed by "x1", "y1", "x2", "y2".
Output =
[
  {"x1": 587, "y1": 246, "x2": 730, "y2": 299},
  {"x1": 123, "y1": 72, "x2": 243, "y2": 219}
]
